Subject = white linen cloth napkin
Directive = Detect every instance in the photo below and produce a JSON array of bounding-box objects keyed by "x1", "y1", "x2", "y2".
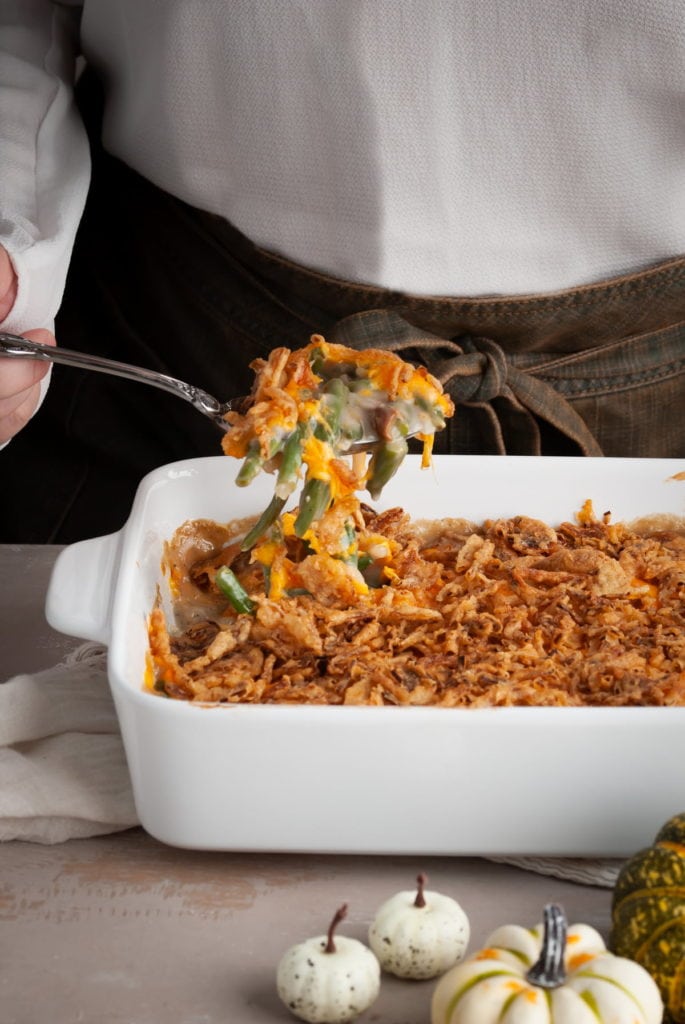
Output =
[
  {"x1": 0, "y1": 642, "x2": 138, "y2": 843},
  {"x1": 0, "y1": 641, "x2": 624, "y2": 885}
]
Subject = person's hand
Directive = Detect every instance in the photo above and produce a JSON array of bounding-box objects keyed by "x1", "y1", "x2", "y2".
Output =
[{"x1": 0, "y1": 245, "x2": 56, "y2": 443}]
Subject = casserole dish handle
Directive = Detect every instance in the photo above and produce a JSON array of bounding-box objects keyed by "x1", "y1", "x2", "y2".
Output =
[{"x1": 45, "y1": 532, "x2": 122, "y2": 645}]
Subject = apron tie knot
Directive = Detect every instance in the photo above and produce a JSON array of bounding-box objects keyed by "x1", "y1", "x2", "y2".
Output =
[
  {"x1": 438, "y1": 335, "x2": 508, "y2": 404},
  {"x1": 329, "y1": 309, "x2": 604, "y2": 457}
]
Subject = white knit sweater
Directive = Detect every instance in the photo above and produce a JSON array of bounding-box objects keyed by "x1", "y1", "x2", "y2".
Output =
[{"x1": 1, "y1": 0, "x2": 684, "y2": 335}]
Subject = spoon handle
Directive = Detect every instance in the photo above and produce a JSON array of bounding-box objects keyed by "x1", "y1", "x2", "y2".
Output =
[{"x1": 0, "y1": 331, "x2": 232, "y2": 428}]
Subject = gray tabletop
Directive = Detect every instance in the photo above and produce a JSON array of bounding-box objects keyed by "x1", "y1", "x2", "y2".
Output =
[{"x1": 0, "y1": 545, "x2": 612, "y2": 1024}]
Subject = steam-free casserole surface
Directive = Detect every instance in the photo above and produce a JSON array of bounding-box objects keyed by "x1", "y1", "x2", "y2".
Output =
[{"x1": 46, "y1": 455, "x2": 685, "y2": 854}]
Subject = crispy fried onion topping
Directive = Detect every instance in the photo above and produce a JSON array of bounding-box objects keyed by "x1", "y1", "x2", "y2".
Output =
[{"x1": 148, "y1": 504, "x2": 685, "y2": 707}]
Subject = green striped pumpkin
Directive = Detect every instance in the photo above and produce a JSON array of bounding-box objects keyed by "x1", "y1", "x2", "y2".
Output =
[{"x1": 610, "y1": 812, "x2": 685, "y2": 1023}]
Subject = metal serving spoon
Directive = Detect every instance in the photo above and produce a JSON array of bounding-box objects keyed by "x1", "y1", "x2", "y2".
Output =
[
  {"x1": 0, "y1": 332, "x2": 428, "y2": 453},
  {"x1": 0, "y1": 331, "x2": 238, "y2": 431}
]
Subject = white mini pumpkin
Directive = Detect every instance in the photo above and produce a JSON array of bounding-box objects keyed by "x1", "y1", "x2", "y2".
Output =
[
  {"x1": 277, "y1": 904, "x2": 381, "y2": 1024},
  {"x1": 369, "y1": 873, "x2": 470, "y2": 979},
  {"x1": 431, "y1": 903, "x2": 663, "y2": 1024}
]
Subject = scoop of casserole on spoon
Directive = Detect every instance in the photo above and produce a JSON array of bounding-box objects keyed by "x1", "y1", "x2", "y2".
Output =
[{"x1": 0, "y1": 330, "x2": 454, "y2": 540}]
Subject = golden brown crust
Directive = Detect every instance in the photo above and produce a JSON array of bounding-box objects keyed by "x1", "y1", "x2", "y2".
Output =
[{"x1": 148, "y1": 503, "x2": 685, "y2": 708}]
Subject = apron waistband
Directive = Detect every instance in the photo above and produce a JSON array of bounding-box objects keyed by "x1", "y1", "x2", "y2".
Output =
[
  {"x1": 195, "y1": 200, "x2": 685, "y2": 353},
  {"x1": 84, "y1": 147, "x2": 685, "y2": 459}
]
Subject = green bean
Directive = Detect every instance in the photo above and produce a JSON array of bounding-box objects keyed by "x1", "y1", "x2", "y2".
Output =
[
  {"x1": 310, "y1": 351, "x2": 357, "y2": 381},
  {"x1": 236, "y1": 434, "x2": 287, "y2": 487},
  {"x1": 215, "y1": 566, "x2": 256, "y2": 615},
  {"x1": 414, "y1": 395, "x2": 446, "y2": 430},
  {"x1": 346, "y1": 377, "x2": 373, "y2": 392},
  {"x1": 316, "y1": 378, "x2": 347, "y2": 444},
  {"x1": 390, "y1": 401, "x2": 415, "y2": 437},
  {"x1": 294, "y1": 478, "x2": 332, "y2": 537},
  {"x1": 235, "y1": 439, "x2": 263, "y2": 487},
  {"x1": 275, "y1": 422, "x2": 307, "y2": 499},
  {"x1": 308, "y1": 346, "x2": 327, "y2": 376},
  {"x1": 240, "y1": 493, "x2": 287, "y2": 551},
  {"x1": 365, "y1": 438, "x2": 408, "y2": 501}
]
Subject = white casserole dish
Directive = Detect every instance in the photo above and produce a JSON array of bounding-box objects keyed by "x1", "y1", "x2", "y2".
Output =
[{"x1": 46, "y1": 455, "x2": 685, "y2": 855}]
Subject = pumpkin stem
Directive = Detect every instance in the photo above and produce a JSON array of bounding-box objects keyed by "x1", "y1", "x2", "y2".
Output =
[
  {"x1": 525, "y1": 904, "x2": 568, "y2": 989},
  {"x1": 325, "y1": 903, "x2": 348, "y2": 954},
  {"x1": 414, "y1": 873, "x2": 427, "y2": 908}
]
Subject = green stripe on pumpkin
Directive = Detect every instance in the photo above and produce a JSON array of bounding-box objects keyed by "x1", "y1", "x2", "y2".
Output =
[
  {"x1": 573, "y1": 971, "x2": 649, "y2": 1022},
  {"x1": 442, "y1": 970, "x2": 516, "y2": 1023}
]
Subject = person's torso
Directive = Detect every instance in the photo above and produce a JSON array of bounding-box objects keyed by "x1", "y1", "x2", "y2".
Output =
[{"x1": 80, "y1": 0, "x2": 685, "y2": 295}]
